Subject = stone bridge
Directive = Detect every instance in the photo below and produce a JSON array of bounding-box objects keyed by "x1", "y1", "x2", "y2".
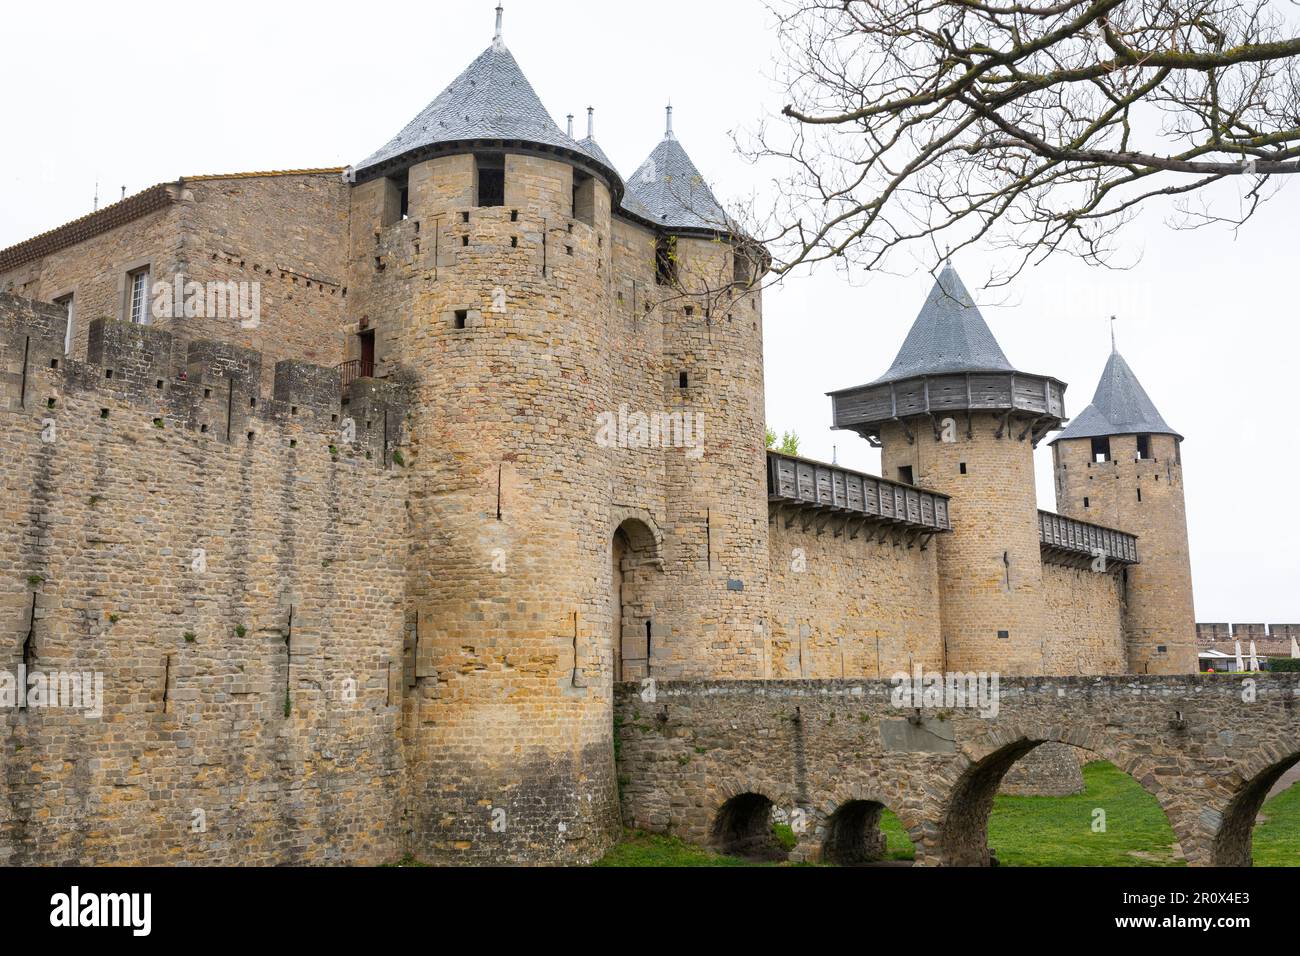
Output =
[{"x1": 613, "y1": 676, "x2": 1300, "y2": 866}]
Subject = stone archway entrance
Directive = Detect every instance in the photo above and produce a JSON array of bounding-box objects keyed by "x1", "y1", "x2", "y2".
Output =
[{"x1": 610, "y1": 517, "x2": 662, "y2": 682}]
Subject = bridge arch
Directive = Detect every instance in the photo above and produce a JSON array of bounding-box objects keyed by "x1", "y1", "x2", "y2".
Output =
[
  {"x1": 816, "y1": 794, "x2": 923, "y2": 866},
  {"x1": 1212, "y1": 748, "x2": 1300, "y2": 866},
  {"x1": 709, "y1": 779, "x2": 796, "y2": 861},
  {"x1": 939, "y1": 726, "x2": 1187, "y2": 866}
]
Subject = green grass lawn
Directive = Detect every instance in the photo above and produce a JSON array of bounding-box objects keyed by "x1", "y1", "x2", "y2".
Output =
[
  {"x1": 595, "y1": 761, "x2": 1300, "y2": 866},
  {"x1": 984, "y1": 761, "x2": 1182, "y2": 866},
  {"x1": 594, "y1": 831, "x2": 778, "y2": 866},
  {"x1": 1253, "y1": 776, "x2": 1300, "y2": 866}
]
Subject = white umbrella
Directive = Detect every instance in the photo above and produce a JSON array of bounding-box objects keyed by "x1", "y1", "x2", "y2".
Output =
[
  {"x1": 1235, "y1": 641, "x2": 1245, "y2": 673},
  {"x1": 1248, "y1": 641, "x2": 1260, "y2": 672}
]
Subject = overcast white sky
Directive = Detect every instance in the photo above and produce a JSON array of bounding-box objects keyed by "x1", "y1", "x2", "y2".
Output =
[{"x1": 2, "y1": 0, "x2": 1296, "y2": 624}]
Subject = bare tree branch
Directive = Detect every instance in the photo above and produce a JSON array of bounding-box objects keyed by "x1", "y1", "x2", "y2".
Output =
[{"x1": 736, "y1": 0, "x2": 1300, "y2": 285}]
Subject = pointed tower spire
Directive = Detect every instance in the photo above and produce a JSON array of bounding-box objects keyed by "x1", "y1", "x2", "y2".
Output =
[
  {"x1": 1053, "y1": 347, "x2": 1180, "y2": 442},
  {"x1": 827, "y1": 260, "x2": 1065, "y2": 445},
  {"x1": 870, "y1": 261, "x2": 1016, "y2": 384},
  {"x1": 624, "y1": 109, "x2": 729, "y2": 229},
  {"x1": 354, "y1": 16, "x2": 620, "y2": 185}
]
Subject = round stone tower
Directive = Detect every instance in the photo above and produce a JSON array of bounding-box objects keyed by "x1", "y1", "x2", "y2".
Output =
[
  {"x1": 347, "y1": 10, "x2": 625, "y2": 863},
  {"x1": 619, "y1": 107, "x2": 771, "y2": 680},
  {"x1": 1050, "y1": 345, "x2": 1196, "y2": 674},
  {"x1": 829, "y1": 263, "x2": 1066, "y2": 674}
]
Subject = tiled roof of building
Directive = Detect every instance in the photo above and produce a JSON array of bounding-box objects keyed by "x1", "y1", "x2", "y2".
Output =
[
  {"x1": 0, "y1": 170, "x2": 346, "y2": 273},
  {"x1": 182, "y1": 168, "x2": 344, "y2": 182},
  {"x1": 622, "y1": 114, "x2": 729, "y2": 232},
  {"x1": 0, "y1": 183, "x2": 177, "y2": 273},
  {"x1": 354, "y1": 33, "x2": 616, "y2": 188},
  {"x1": 1054, "y1": 349, "x2": 1181, "y2": 442},
  {"x1": 872, "y1": 261, "x2": 1016, "y2": 385},
  {"x1": 578, "y1": 135, "x2": 616, "y2": 178}
]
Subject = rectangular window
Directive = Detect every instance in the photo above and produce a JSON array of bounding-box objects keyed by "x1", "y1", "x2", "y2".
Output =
[
  {"x1": 1091, "y1": 436, "x2": 1110, "y2": 463},
  {"x1": 733, "y1": 249, "x2": 752, "y2": 288},
  {"x1": 572, "y1": 169, "x2": 595, "y2": 225},
  {"x1": 897, "y1": 465, "x2": 914, "y2": 485},
  {"x1": 655, "y1": 235, "x2": 678, "y2": 285},
  {"x1": 1136, "y1": 434, "x2": 1151, "y2": 460},
  {"x1": 382, "y1": 170, "x2": 410, "y2": 225},
  {"x1": 54, "y1": 293, "x2": 74, "y2": 354},
  {"x1": 127, "y1": 267, "x2": 150, "y2": 325},
  {"x1": 476, "y1": 155, "x2": 505, "y2": 207}
]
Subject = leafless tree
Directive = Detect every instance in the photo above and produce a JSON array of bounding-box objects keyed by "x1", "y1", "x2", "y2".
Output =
[{"x1": 742, "y1": 0, "x2": 1300, "y2": 286}]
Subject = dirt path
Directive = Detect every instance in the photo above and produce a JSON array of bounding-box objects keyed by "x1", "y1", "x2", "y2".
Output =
[{"x1": 1266, "y1": 763, "x2": 1300, "y2": 802}]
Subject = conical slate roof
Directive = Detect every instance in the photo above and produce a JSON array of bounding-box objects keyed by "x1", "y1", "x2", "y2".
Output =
[
  {"x1": 355, "y1": 36, "x2": 613, "y2": 183},
  {"x1": 578, "y1": 135, "x2": 616, "y2": 175},
  {"x1": 623, "y1": 122, "x2": 729, "y2": 231},
  {"x1": 872, "y1": 262, "x2": 1016, "y2": 385},
  {"x1": 1054, "y1": 349, "x2": 1181, "y2": 442}
]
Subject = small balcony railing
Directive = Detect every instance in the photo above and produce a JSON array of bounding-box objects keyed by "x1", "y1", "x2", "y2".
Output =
[{"x1": 338, "y1": 359, "x2": 375, "y2": 391}]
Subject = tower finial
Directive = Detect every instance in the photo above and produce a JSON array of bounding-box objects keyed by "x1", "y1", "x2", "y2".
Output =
[
  {"x1": 567, "y1": 113, "x2": 574, "y2": 138},
  {"x1": 1110, "y1": 315, "x2": 1117, "y2": 352},
  {"x1": 587, "y1": 106, "x2": 594, "y2": 139},
  {"x1": 665, "y1": 102, "x2": 674, "y2": 139},
  {"x1": 494, "y1": 4, "x2": 504, "y2": 44}
]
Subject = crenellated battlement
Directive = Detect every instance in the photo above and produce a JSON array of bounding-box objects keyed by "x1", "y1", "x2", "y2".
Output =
[{"x1": 1, "y1": 294, "x2": 409, "y2": 467}]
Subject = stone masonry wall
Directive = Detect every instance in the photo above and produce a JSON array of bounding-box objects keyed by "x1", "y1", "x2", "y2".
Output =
[
  {"x1": 1040, "y1": 563, "x2": 1127, "y2": 675},
  {"x1": 1054, "y1": 433, "x2": 1196, "y2": 674},
  {"x1": 0, "y1": 194, "x2": 183, "y2": 359},
  {"x1": 652, "y1": 236, "x2": 769, "y2": 680},
  {"x1": 766, "y1": 517, "x2": 943, "y2": 678},
  {"x1": 881, "y1": 412, "x2": 1047, "y2": 675},
  {"x1": 0, "y1": 301, "x2": 409, "y2": 865},
  {"x1": 0, "y1": 173, "x2": 352, "y2": 394},
  {"x1": 172, "y1": 173, "x2": 352, "y2": 387}
]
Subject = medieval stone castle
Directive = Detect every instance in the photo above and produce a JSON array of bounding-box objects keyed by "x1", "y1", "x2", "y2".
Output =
[{"x1": 0, "y1": 9, "x2": 1219, "y2": 865}]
